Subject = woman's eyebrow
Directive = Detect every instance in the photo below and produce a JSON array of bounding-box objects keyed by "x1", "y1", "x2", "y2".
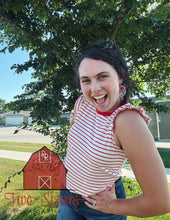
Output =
[
  {"x1": 80, "y1": 71, "x2": 109, "y2": 80},
  {"x1": 80, "y1": 76, "x2": 89, "y2": 80},
  {"x1": 96, "y1": 71, "x2": 109, "y2": 76}
]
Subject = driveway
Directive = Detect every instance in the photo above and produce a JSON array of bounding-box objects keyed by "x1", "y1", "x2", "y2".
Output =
[
  {"x1": 0, "y1": 126, "x2": 51, "y2": 143},
  {"x1": 1, "y1": 126, "x2": 170, "y2": 147}
]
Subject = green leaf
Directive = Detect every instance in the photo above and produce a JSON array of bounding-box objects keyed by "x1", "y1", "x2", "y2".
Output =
[
  {"x1": 14, "y1": 129, "x2": 19, "y2": 134},
  {"x1": 0, "y1": 0, "x2": 169, "y2": 130}
]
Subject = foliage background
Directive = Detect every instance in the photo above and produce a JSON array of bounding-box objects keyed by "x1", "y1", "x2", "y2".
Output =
[
  {"x1": 0, "y1": 2, "x2": 169, "y2": 218},
  {"x1": 0, "y1": 0, "x2": 169, "y2": 128}
]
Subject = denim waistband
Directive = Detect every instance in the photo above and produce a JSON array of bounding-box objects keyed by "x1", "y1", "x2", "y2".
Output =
[
  {"x1": 58, "y1": 177, "x2": 127, "y2": 219},
  {"x1": 60, "y1": 177, "x2": 125, "y2": 208}
]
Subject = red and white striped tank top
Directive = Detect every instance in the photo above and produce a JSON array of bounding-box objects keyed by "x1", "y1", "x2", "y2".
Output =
[{"x1": 64, "y1": 95, "x2": 151, "y2": 196}]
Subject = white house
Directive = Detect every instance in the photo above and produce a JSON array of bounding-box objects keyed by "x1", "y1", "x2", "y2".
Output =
[
  {"x1": 0, "y1": 111, "x2": 72, "y2": 126},
  {"x1": 1, "y1": 111, "x2": 33, "y2": 126}
]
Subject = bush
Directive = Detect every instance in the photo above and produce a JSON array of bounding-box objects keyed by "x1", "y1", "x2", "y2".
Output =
[{"x1": 50, "y1": 124, "x2": 70, "y2": 161}]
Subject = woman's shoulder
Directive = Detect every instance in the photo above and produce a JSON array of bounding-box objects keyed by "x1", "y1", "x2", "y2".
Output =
[
  {"x1": 114, "y1": 107, "x2": 151, "y2": 147},
  {"x1": 113, "y1": 103, "x2": 151, "y2": 127},
  {"x1": 115, "y1": 108, "x2": 144, "y2": 125}
]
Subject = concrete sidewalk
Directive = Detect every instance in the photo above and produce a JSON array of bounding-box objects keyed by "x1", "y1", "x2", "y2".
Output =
[
  {"x1": 0, "y1": 149, "x2": 32, "y2": 161},
  {"x1": 0, "y1": 149, "x2": 170, "y2": 184},
  {"x1": 121, "y1": 166, "x2": 170, "y2": 184},
  {"x1": 155, "y1": 141, "x2": 170, "y2": 152}
]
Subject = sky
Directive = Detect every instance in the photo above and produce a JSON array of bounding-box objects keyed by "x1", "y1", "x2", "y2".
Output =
[
  {"x1": 0, "y1": 45, "x2": 33, "y2": 103},
  {"x1": 0, "y1": 44, "x2": 157, "y2": 104}
]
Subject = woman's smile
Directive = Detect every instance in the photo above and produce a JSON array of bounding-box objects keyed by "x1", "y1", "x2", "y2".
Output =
[
  {"x1": 79, "y1": 58, "x2": 122, "y2": 113},
  {"x1": 93, "y1": 94, "x2": 107, "y2": 105}
]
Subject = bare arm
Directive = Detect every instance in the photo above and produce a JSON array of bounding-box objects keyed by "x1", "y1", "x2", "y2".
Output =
[
  {"x1": 84, "y1": 110, "x2": 170, "y2": 217},
  {"x1": 113, "y1": 110, "x2": 170, "y2": 217}
]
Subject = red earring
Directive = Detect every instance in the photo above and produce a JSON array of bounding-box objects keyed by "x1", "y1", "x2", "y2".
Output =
[{"x1": 119, "y1": 85, "x2": 126, "y2": 99}]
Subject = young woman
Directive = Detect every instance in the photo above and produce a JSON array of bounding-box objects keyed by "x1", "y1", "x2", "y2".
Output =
[{"x1": 57, "y1": 42, "x2": 170, "y2": 220}]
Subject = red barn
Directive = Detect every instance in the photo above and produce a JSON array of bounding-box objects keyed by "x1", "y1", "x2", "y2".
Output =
[{"x1": 23, "y1": 146, "x2": 66, "y2": 189}]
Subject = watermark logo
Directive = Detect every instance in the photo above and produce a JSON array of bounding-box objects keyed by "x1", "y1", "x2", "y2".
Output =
[
  {"x1": 39, "y1": 176, "x2": 51, "y2": 189},
  {"x1": 4, "y1": 191, "x2": 85, "y2": 207},
  {"x1": 2, "y1": 147, "x2": 81, "y2": 209},
  {"x1": 23, "y1": 146, "x2": 66, "y2": 190},
  {"x1": 39, "y1": 148, "x2": 51, "y2": 163}
]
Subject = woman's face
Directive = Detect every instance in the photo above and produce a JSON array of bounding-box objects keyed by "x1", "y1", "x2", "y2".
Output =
[{"x1": 79, "y1": 58, "x2": 122, "y2": 113}]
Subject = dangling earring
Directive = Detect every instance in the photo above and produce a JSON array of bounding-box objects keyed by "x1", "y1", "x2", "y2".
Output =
[{"x1": 119, "y1": 85, "x2": 126, "y2": 99}]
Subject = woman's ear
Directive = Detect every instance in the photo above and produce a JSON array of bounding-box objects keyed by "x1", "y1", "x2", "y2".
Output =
[{"x1": 119, "y1": 79, "x2": 123, "y2": 84}]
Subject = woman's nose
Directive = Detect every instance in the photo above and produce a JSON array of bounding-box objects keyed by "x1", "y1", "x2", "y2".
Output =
[{"x1": 91, "y1": 81, "x2": 101, "y2": 92}]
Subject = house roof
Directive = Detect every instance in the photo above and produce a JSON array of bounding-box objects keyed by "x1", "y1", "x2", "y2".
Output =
[{"x1": 1, "y1": 111, "x2": 31, "y2": 117}]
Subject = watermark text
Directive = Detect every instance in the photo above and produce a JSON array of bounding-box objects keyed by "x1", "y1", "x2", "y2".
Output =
[{"x1": 4, "y1": 191, "x2": 84, "y2": 207}]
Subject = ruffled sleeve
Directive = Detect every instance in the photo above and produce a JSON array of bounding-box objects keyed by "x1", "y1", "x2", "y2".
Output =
[{"x1": 112, "y1": 102, "x2": 151, "y2": 128}]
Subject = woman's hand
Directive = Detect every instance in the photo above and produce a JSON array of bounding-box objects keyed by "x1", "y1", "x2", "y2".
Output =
[{"x1": 82, "y1": 184, "x2": 116, "y2": 214}]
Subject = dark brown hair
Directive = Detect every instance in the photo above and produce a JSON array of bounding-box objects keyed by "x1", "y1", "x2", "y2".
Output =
[{"x1": 75, "y1": 41, "x2": 131, "y2": 104}]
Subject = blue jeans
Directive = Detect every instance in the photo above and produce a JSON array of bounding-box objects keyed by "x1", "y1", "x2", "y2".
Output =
[{"x1": 57, "y1": 177, "x2": 127, "y2": 220}]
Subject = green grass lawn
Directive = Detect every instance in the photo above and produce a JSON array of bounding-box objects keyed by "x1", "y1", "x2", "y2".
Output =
[
  {"x1": 0, "y1": 142, "x2": 51, "y2": 152},
  {"x1": 0, "y1": 142, "x2": 170, "y2": 219},
  {"x1": 0, "y1": 158, "x2": 59, "y2": 220},
  {"x1": 159, "y1": 151, "x2": 170, "y2": 168},
  {"x1": 0, "y1": 160, "x2": 169, "y2": 220}
]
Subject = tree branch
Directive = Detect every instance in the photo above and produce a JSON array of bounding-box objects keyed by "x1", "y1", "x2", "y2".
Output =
[
  {"x1": 119, "y1": 0, "x2": 126, "y2": 12},
  {"x1": 0, "y1": 11, "x2": 43, "y2": 42},
  {"x1": 109, "y1": 0, "x2": 132, "y2": 41},
  {"x1": 39, "y1": 0, "x2": 76, "y2": 62},
  {"x1": 0, "y1": 8, "x2": 43, "y2": 41},
  {"x1": 126, "y1": 52, "x2": 167, "y2": 63},
  {"x1": 126, "y1": 43, "x2": 154, "y2": 63}
]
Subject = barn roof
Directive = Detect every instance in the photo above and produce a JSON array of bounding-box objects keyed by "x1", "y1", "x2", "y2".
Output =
[{"x1": 23, "y1": 146, "x2": 64, "y2": 171}]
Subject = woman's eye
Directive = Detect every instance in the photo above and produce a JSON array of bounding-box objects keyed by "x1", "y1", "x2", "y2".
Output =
[
  {"x1": 81, "y1": 79, "x2": 90, "y2": 83},
  {"x1": 99, "y1": 75, "x2": 107, "y2": 79}
]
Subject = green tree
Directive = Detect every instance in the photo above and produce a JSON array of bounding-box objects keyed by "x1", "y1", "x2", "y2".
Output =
[
  {"x1": 0, "y1": 98, "x2": 8, "y2": 113},
  {"x1": 0, "y1": 0, "x2": 169, "y2": 127}
]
